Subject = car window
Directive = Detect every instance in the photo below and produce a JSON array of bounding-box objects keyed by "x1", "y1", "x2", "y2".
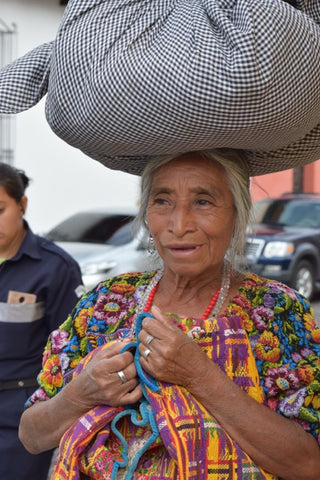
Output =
[
  {"x1": 252, "y1": 199, "x2": 285, "y2": 224},
  {"x1": 46, "y1": 213, "x2": 134, "y2": 243},
  {"x1": 86, "y1": 216, "x2": 134, "y2": 243},
  {"x1": 106, "y1": 221, "x2": 135, "y2": 245},
  {"x1": 252, "y1": 199, "x2": 320, "y2": 228}
]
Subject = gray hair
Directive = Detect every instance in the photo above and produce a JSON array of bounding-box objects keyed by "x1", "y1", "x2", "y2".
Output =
[{"x1": 135, "y1": 149, "x2": 251, "y2": 269}]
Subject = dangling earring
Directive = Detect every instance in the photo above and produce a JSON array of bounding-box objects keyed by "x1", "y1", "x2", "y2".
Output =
[{"x1": 147, "y1": 234, "x2": 156, "y2": 255}]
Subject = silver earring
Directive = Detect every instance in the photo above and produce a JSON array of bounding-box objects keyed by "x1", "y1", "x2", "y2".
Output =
[{"x1": 147, "y1": 234, "x2": 156, "y2": 255}]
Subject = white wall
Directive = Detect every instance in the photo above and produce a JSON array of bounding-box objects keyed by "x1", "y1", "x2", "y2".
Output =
[{"x1": 0, "y1": 0, "x2": 140, "y2": 233}]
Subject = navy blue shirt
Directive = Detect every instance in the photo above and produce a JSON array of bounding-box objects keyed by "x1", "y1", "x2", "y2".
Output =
[{"x1": 0, "y1": 222, "x2": 83, "y2": 381}]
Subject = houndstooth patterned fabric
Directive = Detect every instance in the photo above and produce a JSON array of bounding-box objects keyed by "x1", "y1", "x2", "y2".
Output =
[{"x1": 1, "y1": 0, "x2": 320, "y2": 176}]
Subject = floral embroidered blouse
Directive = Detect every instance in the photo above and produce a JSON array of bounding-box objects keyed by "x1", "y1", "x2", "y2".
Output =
[{"x1": 26, "y1": 271, "x2": 320, "y2": 445}]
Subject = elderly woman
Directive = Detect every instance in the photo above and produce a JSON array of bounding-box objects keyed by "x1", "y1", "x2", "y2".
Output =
[{"x1": 19, "y1": 150, "x2": 320, "y2": 480}]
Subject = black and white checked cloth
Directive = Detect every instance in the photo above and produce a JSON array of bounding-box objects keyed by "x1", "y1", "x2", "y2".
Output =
[{"x1": 1, "y1": 0, "x2": 320, "y2": 176}]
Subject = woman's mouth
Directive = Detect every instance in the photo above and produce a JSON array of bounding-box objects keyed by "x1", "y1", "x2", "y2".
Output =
[{"x1": 166, "y1": 244, "x2": 203, "y2": 256}]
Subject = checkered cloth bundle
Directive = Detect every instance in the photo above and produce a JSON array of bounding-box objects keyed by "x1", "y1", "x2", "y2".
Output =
[{"x1": 1, "y1": 0, "x2": 320, "y2": 176}]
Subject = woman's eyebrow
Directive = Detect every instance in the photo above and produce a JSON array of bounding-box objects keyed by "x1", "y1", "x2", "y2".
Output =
[
  {"x1": 150, "y1": 186, "x2": 223, "y2": 196},
  {"x1": 191, "y1": 186, "x2": 224, "y2": 197},
  {"x1": 150, "y1": 187, "x2": 172, "y2": 195}
]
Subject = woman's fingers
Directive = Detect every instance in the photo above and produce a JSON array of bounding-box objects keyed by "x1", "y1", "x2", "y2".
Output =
[
  {"x1": 119, "y1": 384, "x2": 143, "y2": 406},
  {"x1": 138, "y1": 305, "x2": 211, "y2": 387},
  {"x1": 72, "y1": 341, "x2": 143, "y2": 408}
]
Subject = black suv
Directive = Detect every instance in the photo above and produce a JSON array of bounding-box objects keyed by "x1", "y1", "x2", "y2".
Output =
[{"x1": 245, "y1": 193, "x2": 320, "y2": 299}]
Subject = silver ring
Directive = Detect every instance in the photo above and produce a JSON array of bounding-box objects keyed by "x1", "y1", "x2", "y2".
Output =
[
  {"x1": 117, "y1": 370, "x2": 128, "y2": 384},
  {"x1": 143, "y1": 348, "x2": 151, "y2": 361},
  {"x1": 145, "y1": 334, "x2": 155, "y2": 346}
]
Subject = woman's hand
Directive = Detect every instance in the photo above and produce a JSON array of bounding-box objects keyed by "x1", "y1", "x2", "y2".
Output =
[
  {"x1": 19, "y1": 340, "x2": 143, "y2": 455},
  {"x1": 66, "y1": 340, "x2": 143, "y2": 411},
  {"x1": 138, "y1": 305, "x2": 212, "y2": 389}
]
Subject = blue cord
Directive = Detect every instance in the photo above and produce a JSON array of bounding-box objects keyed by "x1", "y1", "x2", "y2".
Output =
[{"x1": 111, "y1": 312, "x2": 161, "y2": 478}]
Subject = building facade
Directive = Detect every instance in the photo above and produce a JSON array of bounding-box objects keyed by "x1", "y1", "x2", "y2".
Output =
[{"x1": 251, "y1": 161, "x2": 320, "y2": 203}]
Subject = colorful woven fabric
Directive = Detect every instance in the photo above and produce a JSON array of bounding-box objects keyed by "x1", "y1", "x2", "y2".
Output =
[
  {"x1": 50, "y1": 311, "x2": 275, "y2": 479},
  {"x1": 26, "y1": 271, "x2": 320, "y2": 478}
]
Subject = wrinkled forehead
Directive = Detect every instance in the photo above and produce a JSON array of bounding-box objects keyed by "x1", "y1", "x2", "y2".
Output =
[
  {"x1": 150, "y1": 156, "x2": 234, "y2": 205},
  {"x1": 152, "y1": 154, "x2": 229, "y2": 188}
]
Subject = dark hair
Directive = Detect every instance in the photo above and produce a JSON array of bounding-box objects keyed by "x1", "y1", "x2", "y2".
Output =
[{"x1": 0, "y1": 163, "x2": 30, "y2": 202}]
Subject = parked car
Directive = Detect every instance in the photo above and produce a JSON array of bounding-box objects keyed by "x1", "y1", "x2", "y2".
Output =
[
  {"x1": 45, "y1": 208, "x2": 153, "y2": 290},
  {"x1": 245, "y1": 193, "x2": 320, "y2": 299}
]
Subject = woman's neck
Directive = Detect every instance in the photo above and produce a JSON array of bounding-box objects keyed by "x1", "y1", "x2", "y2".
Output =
[
  {"x1": 0, "y1": 226, "x2": 26, "y2": 259},
  {"x1": 161, "y1": 266, "x2": 224, "y2": 299},
  {"x1": 153, "y1": 264, "x2": 231, "y2": 318}
]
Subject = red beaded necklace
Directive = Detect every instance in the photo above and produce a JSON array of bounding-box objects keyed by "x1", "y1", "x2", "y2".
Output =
[{"x1": 143, "y1": 281, "x2": 222, "y2": 320}]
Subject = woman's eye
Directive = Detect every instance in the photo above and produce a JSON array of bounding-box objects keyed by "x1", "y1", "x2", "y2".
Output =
[
  {"x1": 197, "y1": 198, "x2": 211, "y2": 206},
  {"x1": 154, "y1": 197, "x2": 168, "y2": 205}
]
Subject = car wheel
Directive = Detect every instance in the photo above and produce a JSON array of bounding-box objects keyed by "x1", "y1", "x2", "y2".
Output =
[{"x1": 291, "y1": 260, "x2": 315, "y2": 300}]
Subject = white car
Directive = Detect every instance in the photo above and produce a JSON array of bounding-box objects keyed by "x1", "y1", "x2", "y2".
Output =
[{"x1": 45, "y1": 208, "x2": 154, "y2": 291}]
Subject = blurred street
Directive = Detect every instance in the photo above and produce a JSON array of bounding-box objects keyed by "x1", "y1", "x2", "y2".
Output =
[{"x1": 312, "y1": 294, "x2": 320, "y2": 327}]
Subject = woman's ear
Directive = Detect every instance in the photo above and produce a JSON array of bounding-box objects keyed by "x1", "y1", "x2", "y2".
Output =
[{"x1": 20, "y1": 195, "x2": 28, "y2": 215}]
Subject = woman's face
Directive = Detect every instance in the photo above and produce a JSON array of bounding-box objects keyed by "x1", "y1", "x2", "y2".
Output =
[
  {"x1": 0, "y1": 186, "x2": 26, "y2": 255},
  {"x1": 146, "y1": 154, "x2": 237, "y2": 279}
]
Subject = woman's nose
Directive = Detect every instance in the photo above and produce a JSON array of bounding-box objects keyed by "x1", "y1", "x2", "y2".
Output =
[{"x1": 168, "y1": 205, "x2": 195, "y2": 235}]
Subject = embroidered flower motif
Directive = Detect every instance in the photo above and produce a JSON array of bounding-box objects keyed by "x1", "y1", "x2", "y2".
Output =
[
  {"x1": 301, "y1": 348, "x2": 314, "y2": 359},
  {"x1": 40, "y1": 354, "x2": 63, "y2": 388},
  {"x1": 233, "y1": 295, "x2": 250, "y2": 310},
  {"x1": 93, "y1": 294, "x2": 112, "y2": 320},
  {"x1": 296, "y1": 365, "x2": 315, "y2": 384},
  {"x1": 59, "y1": 352, "x2": 71, "y2": 374},
  {"x1": 251, "y1": 306, "x2": 274, "y2": 330},
  {"x1": 51, "y1": 329, "x2": 69, "y2": 353},
  {"x1": 111, "y1": 281, "x2": 136, "y2": 296},
  {"x1": 265, "y1": 367, "x2": 300, "y2": 396},
  {"x1": 302, "y1": 313, "x2": 320, "y2": 343},
  {"x1": 88, "y1": 317, "x2": 107, "y2": 333},
  {"x1": 291, "y1": 352, "x2": 302, "y2": 363},
  {"x1": 90, "y1": 446, "x2": 120, "y2": 477},
  {"x1": 304, "y1": 312, "x2": 317, "y2": 331},
  {"x1": 94, "y1": 461, "x2": 105, "y2": 472},
  {"x1": 241, "y1": 313, "x2": 254, "y2": 333},
  {"x1": 93, "y1": 292, "x2": 135, "y2": 324},
  {"x1": 74, "y1": 308, "x2": 92, "y2": 336},
  {"x1": 269, "y1": 283, "x2": 297, "y2": 301},
  {"x1": 305, "y1": 389, "x2": 320, "y2": 410},
  {"x1": 254, "y1": 331, "x2": 280, "y2": 363},
  {"x1": 278, "y1": 388, "x2": 307, "y2": 417},
  {"x1": 263, "y1": 293, "x2": 275, "y2": 309},
  {"x1": 65, "y1": 336, "x2": 80, "y2": 354}
]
